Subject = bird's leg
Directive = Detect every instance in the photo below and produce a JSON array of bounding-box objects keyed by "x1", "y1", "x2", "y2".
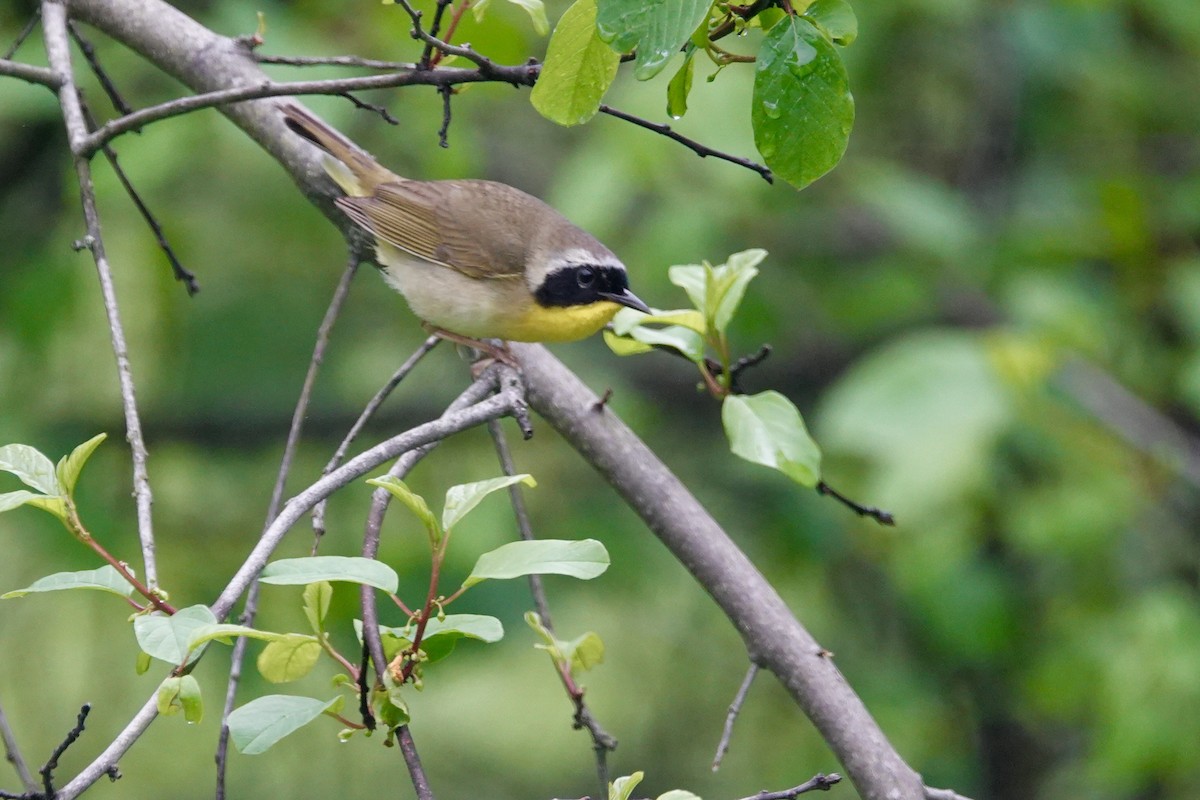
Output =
[{"x1": 421, "y1": 324, "x2": 519, "y2": 369}]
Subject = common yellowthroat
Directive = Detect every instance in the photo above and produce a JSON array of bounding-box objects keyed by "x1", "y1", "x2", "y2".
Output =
[{"x1": 281, "y1": 104, "x2": 649, "y2": 348}]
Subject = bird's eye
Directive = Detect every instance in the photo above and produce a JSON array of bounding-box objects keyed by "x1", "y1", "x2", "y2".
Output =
[{"x1": 576, "y1": 267, "x2": 596, "y2": 288}]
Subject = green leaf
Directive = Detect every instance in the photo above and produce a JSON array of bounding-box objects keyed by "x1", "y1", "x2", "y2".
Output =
[
  {"x1": 666, "y1": 47, "x2": 696, "y2": 118},
  {"x1": 612, "y1": 307, "x2": 706, "y2": 335},
  {"x1": 185, "y1": 624, "x2": 288, "y2": 652},
  {"x1": 722, "y1": 391, "x2": 822, "y2": 487},
  {"x1": 0, "y1": 491, "x2": 69, "y2": 523},
  {"x1": 303, "y1": 581, "x2": 332, "y2": 634},
  {"x1": 507, "y1": 0, "x2": 550, "y2": 34},
  {"x1": 657, "y1": 791, "x2": 702, "y2": 800},
  {"x1": 463, "y1": 539, "x2": 609, "y2": 589},
  {"x1": 595, "y1": 0, "x2": 711, "y2": 80},
  {"x1": 257, "y1": 634, "x2": 323, "y2": 683},
  {"x1": 55, "y1": 433, "x2": 107, "y2": 497},
  {"x1": 474, "y1": 0, "x2": 550, "y2": 34},
  {"x1": 0, "y1": 490, "x2": 46, "y2": 515},
  {"x1": 804, "y1": 0, "x2": 858, "y2": 45},
  {"x1": 227, "y1": 695, "x2": 341, "y2": 755},
  {"x1": 752, "y1": 15, "x2": 854, "y2": 189},
  {"x1": 367, "y1": 477, "x2": 440, "y2": 547},
  {"x1": 422, "y1": 613, "x2": 505, "y2": 644},
  {"x1": 2, "y1": 565, "x2": 135, "y2": 600},
  {"x1": 610, "y1": 772, "x2": 645, "y2": 800},
  {"x1": 259, "y1": 556, "x2": 399, "y2": 594},
  {"x1": 564, "y1": 630, "x2": 605, "y2": 672},
  {"x1": 604, "y1": 329, "x2": 655, "y2": 356},
  {"x1": 0, "y1": 444, "x2": 60, "y2": 496},
  {"x1": 157, "y1": 675, "x2": 203, "y2": 723},
  {"x1": 378, "y1": 674, "x2": 410, "y2": 728},
  {"x1": 628, "y1": 325, "x2": 706, "y2": 362},
  {"x1": 134, "y1": 605, "x2": 218, "y2": 665},
  {"x1": 711, "y1": 249, "x2": 766, "y2": 333},
  {"x1": 442, "y1": 474, "x2": 536, "y2": 532},
  {"x1": 135, "y1": 650, "x2": 152, "y2": 675},
  {"x1": 27, "y1": 495, "x2": 68, "y2": 522},
  {"x1": 668, "y1": 264, "x2": 708, "y2": 311},
  {"x1": 668, "y1": 251, "x2": 765, "y2": 335},
  {"x1": 525, "y1": 612, "x2": 604, "y2": 673},
  {"x1": 531, "y1": 0, "x2": 620, "y2": 126},
  {"x1": 370, "y1": 614, "x2": 505, "y2": 664},
  {"x1": 816, "y1": 331, "x2": 1011, "y2": 516}
]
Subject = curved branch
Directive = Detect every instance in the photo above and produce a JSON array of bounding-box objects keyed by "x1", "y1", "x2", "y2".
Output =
[{"x1": 512, "y1": 343, "x2": 926, "y2": 800}]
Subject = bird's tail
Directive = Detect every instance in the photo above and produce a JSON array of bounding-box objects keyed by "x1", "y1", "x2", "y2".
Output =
[{"x1": 281, "y1": 103, "x2": 396, "y2": 196}]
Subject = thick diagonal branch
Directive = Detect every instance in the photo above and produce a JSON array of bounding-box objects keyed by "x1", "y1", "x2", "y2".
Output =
[{"x1": 512, "y1": 343, "x2": 926, "y2": 800}]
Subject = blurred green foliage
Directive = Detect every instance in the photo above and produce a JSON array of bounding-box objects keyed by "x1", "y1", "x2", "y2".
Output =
[{"x1": 1, "y1": 0, "x2": 1199, "y2": 799}]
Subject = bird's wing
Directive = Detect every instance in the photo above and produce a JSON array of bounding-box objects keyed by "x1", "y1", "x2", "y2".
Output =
[{"x1": 337, "y1": 182, "x2": 523, "y2": 282}]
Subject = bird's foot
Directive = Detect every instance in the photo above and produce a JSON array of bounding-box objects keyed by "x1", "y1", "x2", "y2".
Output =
[{"x1": 422, "y1": 325, "x2": 519, "y2": 370}]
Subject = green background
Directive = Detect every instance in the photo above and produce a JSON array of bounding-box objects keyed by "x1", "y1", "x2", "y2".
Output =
[{"x1": 2, "y1": 0, "x2": 1199, "y2": 798}]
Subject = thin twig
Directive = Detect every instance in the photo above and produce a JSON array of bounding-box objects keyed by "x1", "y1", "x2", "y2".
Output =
[
  {"x1": 0, "y1": 700, "x2": 36, "y2": 794},
  {"x1": 40, "y1": 705, "x2": 94, "y2": 799},
  {"x1": 253, "y1": 53, "x2": 414, "y2": 69},
  {"x1": 816, "y1": 481, "x2": 895, "y2": 526},
  {"x1": 488, "y1": 420, "x2": 553, "y2": 625},
  {"x1": 214, "y1": 256, "x2": 359, "y2": 800},
  {"x1": 43, "y1": 0, "x2": 159, "y2": 589},
  {"x1": 77, "y1": 66, "x2": 540, "y2": 156},
  {"x1": 311, "y1": 334, "x2": 440, "y2": 542},
  {"x1": 340, "y1": 92, "x2": 399, "y2": 124},
  {"x1": 712, "y1": 662, "x2": 759, "y2": 771},
  {"x1": 419, "y1": 0, "x2": 455, "y2": 69},
  {"x1": 735, "y1": 773, "x2": 842, "y2": 799},
  {"x1": 490, "y1": 420, "x2": 617, "y2": 793},
  {"x1": 598, "y1": 104, "x2": 774, "y2": 184},
  {"x1": 79, "y1": 101, "x2": 200, "y2": 295},
  {"x1": 3, "y1": 11, "x2": 40, "y2": 60},
  {"x1": 436, "y1": 84, "x2": 452, "y2": 148},
  {"x1": 67, "y1": 22, "x2": 132, "y2": 114},
  {"x1": 393, "y1": 0, "x2": 500, "y2": 72}
]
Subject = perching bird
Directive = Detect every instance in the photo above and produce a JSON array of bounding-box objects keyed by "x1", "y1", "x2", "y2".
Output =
[{"x1": 281, "y1": 104, "x2": 649, "y2": 355}]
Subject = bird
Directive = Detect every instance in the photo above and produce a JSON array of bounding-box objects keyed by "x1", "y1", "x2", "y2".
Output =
[{"x1": 280, "y1": 104, "x2": 650, "y2": 358}]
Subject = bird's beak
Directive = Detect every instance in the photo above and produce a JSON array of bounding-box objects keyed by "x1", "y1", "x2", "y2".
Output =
[{"x1": 600, "y1": 289, "x2": 651, "y2": 314}]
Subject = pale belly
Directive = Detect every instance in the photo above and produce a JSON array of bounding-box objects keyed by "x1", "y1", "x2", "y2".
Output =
[{"x1": 374, "y1": 244, "x2": 620, "y2": 342}]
